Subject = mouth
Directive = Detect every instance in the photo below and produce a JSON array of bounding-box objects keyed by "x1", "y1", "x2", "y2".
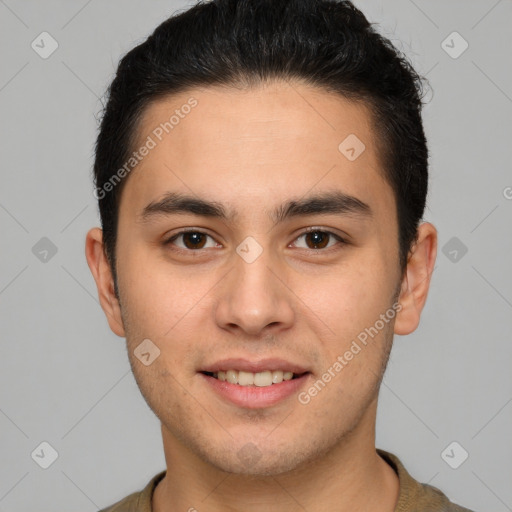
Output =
[
  {"x1": 199, "y1": 360, "x2": 312, "y2": 409},
  {"x1": 201, "y1": 369, "x2": 307, "y2": 387}
]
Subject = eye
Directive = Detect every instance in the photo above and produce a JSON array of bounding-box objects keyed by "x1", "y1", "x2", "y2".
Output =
[
  {"x1": 165, "y1": 230, "x2": 219, "y2": 251},
  {"x1": 291, "y1": 229, "x2": 345, "y2": 251},
  {"x1": 164, "y1": 228, "x2": 346, "y2": 252}
]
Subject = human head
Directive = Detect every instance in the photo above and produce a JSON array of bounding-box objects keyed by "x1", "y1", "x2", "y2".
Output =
[
  {"x1": 86, "y1": 0, "x2": 437, "y2": 478},
  {"x1": 92, "y1": 0, "x2": 429, "y2": 296}
]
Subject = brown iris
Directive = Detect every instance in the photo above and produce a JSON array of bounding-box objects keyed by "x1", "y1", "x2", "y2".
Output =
[
  {"x1": 304, "y1": 231, "x2": 330, "y2": 249},
  {"x1": 181, "y1": 232, "x2": 207, "y2": 249}
]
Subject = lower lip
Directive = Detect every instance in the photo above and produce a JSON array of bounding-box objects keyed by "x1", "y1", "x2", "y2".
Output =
[{"x1": 200, "y1": 373, "x2": 311, "y2": 409}]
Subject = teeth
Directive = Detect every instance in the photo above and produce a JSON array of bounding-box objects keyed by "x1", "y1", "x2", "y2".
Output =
[
  {"x1": 226, "y1": 370, "x2": 237, "y2": 384},
  {"x1": 272, "y1": 370, "x2": 284, "y2": 383},
  {"x1": 238, "y1": 371, "x2": 254, "y2": 386},
  {"x1": 254, "y1": 371, "x2": 272, "y2": 387},
  {"x1": 211, "y1": 369, "x2": 300, "y2": 387}
]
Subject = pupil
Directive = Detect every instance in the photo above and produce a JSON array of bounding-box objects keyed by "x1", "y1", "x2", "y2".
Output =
[
  {"x1": 185, "y1": 233, "x2": 204, "y2": 249},
  {"x1": 308, "y1": 231, "x2": 327, "y2": 249}
]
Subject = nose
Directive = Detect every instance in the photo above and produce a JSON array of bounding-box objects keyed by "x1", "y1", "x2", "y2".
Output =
[{"x1": 214, "y1": 243, "x2": 295, "y2": 337}]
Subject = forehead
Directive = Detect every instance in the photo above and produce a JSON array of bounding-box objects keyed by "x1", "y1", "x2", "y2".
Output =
[{"x1": 121, "y1": 80, "x2": 394, "y2": 222}]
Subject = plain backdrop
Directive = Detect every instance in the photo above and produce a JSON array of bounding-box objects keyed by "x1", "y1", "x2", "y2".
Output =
[{"x1": 0, "y1": 1, "x2": 511, "y2": 511}]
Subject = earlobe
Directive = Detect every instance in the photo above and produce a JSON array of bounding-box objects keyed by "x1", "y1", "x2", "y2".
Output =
[
  {"x1": 85, "y1": 227, "x2": 126, "y2": 337},
  {"x1": 394, "y1": 222, "x2": 437, "y2": 336}
]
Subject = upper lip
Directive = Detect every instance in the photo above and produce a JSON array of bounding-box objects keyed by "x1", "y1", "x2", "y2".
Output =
[{"x1": 200, "y1": 357, "x2": 309, "y2": 374}]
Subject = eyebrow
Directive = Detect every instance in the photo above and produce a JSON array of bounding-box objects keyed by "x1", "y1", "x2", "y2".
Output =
[{"x1": 138, "y1": 190, "x2": 372, "y2": 224}]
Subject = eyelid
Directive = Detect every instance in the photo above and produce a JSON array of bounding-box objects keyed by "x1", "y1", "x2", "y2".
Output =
[{"x1": 299, "y1": 225, "x2": 348, "y2": 240}]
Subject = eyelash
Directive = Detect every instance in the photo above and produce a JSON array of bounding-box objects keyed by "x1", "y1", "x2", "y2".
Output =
[{"x1": 163, "y1": 227, "x2": 347, "y2": 253}]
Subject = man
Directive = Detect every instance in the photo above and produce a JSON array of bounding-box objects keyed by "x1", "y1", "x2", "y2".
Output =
[{"x1": 85, "y1": 0, "x2": 476, "y2": 510}]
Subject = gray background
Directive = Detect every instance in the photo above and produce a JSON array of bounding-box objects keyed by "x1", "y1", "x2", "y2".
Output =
[{"x1": 0, "y1": 0, "x2": 511, "y2": 510}]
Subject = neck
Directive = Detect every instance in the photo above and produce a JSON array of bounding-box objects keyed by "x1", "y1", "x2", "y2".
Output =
[{"x1": 153, "y1": 399, "x2": 399, "y2": 512}]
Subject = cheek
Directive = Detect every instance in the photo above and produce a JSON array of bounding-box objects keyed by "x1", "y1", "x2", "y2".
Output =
[
  {"x1": 322, "y1": 257, "x2": 391, "y2": 319},
  {"x1": 116, "y1": 247, "x2": 215, "y2": 379},
  {"x1": 116, "y1": 247, "x2": 195, "y2": 335},
  {"x1": 308, "y1": 254, "x2": 397, "y2": 361}
]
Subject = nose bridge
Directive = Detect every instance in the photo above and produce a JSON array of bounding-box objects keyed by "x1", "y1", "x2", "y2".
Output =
[{"x1": 214, "y1": 238, "x2": 295, "y2": 335}]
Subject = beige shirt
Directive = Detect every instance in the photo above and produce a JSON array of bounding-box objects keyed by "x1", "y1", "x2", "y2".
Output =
[{"x1": 99, "y1": 449, "x2": 475, "y2": 511}]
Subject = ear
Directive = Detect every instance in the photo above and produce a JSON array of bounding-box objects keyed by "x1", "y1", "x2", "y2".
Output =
[
  {"x1": 85, "y1": 227, "x2": 125, "y2": 337},
  {"x1": 394, "y1": 222, "x2": 437, "y2": 336}
]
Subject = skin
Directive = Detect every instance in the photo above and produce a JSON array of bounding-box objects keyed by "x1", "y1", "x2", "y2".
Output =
[{"x1": 86, "y1": 80, "x2": 437, "y2": 512}]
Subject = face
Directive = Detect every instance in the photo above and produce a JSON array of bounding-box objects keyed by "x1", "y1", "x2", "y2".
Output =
[{"x1": 88, "y1": 80, "x2": 430, "y2": 476}]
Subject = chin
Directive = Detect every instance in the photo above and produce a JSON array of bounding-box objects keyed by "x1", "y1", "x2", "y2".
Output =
[
  {"x1": 208, "y1": 447, "x2": 306, "y2": 476},
  {"x1": 189, "y1": 432, "x2": 334, "y2": 477}
]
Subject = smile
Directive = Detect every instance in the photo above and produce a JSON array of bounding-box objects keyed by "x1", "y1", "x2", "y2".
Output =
[
  {"x1": 203, "y1": 369, "x2": 303, "y2": 387},
  {"x1": 200, "y1": 371, "x2": 311, "y2": 409}
]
